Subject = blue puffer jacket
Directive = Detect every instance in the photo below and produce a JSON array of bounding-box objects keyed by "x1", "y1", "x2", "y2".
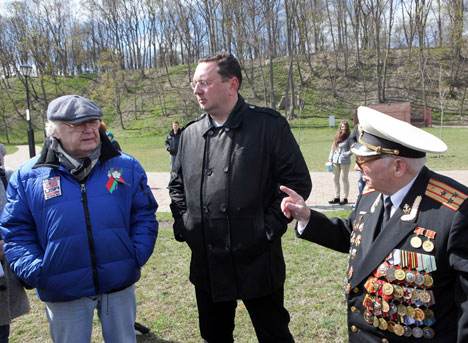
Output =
[{"x1": 0, "y1": 136, "x2": 158, "y2": 302}]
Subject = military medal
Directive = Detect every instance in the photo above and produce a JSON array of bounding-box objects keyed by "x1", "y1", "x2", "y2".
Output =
[
  {"x1": 422, "y1": 229, "x2": 436, "y2": 252},
  {"x1": 378, "y1": 318, "x2": 388, "y2": 331},
  {"x1": 424, "y1": 308, "x2": 434, "y2": 320},
  {"x1": 363, "y1": 310, "x2": 374, "y2": 324},
  {"x1": 410, "y1": 227, "x2": 425, "y2": 248},
  {"x1": 381, "y1": 299, "x2": 390, "y2": 313},
  {"x1": 386, "y1": 267, "x2": 396, "y2": 281},
  {"x1": 394, "y1": 323, "x2": 405, "y2": 336},
  {"x1": 395, "y1": 268, "x2": 406, "y2": 281},
  {"x1": 423, "y1": 327, "x2": 435, "y2": 339},
  {"x1": 397, "y1": 304, "x2": 407, "y2": 316},
  {"x1": 406, "y1": 305, "x2": 415, "y2": 318},
  {"x1": 403, "y1": 326, "x2": 412, "y2": 337},
  {"x1": 412, "y1": 327, "x2": 423, "y2": 338},
  {"x1": 423, "y1": 274, "x2": 434, "y2": 287},
  {"x1": 414, "y1": 272, "x2": 425, "y2": 286},
  {"x1": 382, "y1": 282, "x2": 394, "y2": 296}
]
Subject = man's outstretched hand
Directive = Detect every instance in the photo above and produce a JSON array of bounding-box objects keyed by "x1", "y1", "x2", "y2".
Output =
[{"x1": 280, "y1": 185, "x2": 311, "y2": 227}]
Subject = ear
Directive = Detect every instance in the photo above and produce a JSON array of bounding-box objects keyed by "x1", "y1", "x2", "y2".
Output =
[
  {"x1": 393, "y1": 158, "x2": 407, "y2": 177},
  {"x1": 228, "y1": 77, "x2": 239, "y2": 96}
]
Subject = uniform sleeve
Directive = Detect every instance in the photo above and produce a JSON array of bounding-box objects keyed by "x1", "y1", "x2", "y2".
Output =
[
  {"x1": 130, "y1": 160, "x2": 159, "y2": 267},
  {"x1": 264, "y1": 116, "x2": 312, "y2": 242},
  {"x1": 0, "y1": 170, "x2": 44, "y2": 288},
  {"x1": 447, "y1": 200, "x2": 468, "y2": 342}
]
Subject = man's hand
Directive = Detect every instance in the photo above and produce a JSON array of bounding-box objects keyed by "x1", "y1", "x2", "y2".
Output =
[{"x1": 280, "y1": 185, "x2": 311, "y2": 227}]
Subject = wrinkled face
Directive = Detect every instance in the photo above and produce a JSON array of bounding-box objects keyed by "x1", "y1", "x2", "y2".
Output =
[
  {"x1": 355, "y1": 155, "x2": 394, "y2": 194},
  {"x1": 54, "y1": 119, "x2": 101, "y2": 159},
  {"x1": 192, "y1": 61, "x2": 232, "y2": 116}
]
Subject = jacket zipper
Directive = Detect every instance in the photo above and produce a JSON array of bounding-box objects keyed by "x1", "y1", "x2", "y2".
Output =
[{"x1": 80, "y1": 183, "x2": 100, "y2": 295}]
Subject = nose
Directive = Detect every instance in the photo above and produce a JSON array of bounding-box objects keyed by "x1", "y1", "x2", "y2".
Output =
[{"x1": 193, "y1": 84, "x2": 203, "y2": 94}]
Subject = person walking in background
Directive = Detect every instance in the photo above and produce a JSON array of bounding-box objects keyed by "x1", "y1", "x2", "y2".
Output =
[
  {"x1": 328, "y1": 120, "x2": 352, "y2": 205},
  {"x1": 165, "y1": 121, "x2": 181, "y2": 170},
  {"x1": 280, "y1": 106, "x2": 468, "y2": 342},
  {"x1": 0, "y1": 95, "x2": 158, "y2": 343},
  {"x1": 0, "y1": 149, "x2": 30, "y2": 343},
  {"x1": 169, "y1": 52, "x2": 311, "y2": 343}
]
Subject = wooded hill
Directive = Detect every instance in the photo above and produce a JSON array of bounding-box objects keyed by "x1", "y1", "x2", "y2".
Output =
[{"x1": 1, "y1": 48, "x2": 468, "y2": 144}]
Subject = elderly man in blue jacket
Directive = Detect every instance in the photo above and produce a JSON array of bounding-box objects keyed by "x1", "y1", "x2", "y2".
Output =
[{"x1": 0, "y1": 95, "x2": 158, "y2": 343}]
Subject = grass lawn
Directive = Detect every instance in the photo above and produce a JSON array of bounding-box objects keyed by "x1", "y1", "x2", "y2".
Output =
[
  {"x1": 111, "y1": 125, "x2": 468, "y2": 173},
  {"x1": 9, "y1": 211, "x2": 352, "y2": 343}
]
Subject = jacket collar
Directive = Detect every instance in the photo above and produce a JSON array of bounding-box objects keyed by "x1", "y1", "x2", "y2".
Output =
[
  {"x1": 33, "y1": 130, "x2": 121, "y2": 169},
  {"x1": 199, "y1": 95, "x2": 246, "y2": 136},
  {"x1": 350, "y1": 166, "x2": 431, "y2": 288}
]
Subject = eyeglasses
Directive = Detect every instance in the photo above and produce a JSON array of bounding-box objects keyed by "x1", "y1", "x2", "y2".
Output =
[
  {"x1": 355, "y1": 155, "x2": 383, "y2": 169},
  {"x1": 190, "y1": 80, "x2": 211, "y2": 90},
  {"x1": 61, "y1": 119, "x2": 101, "y2": 132},
  {"x1": 190, "y1": 77, "x2": 231, "y2": 90}
]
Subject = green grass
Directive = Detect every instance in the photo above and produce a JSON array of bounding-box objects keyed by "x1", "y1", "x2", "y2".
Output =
[
  {"x1": 9, "y1": 212, "x2": 351, "y2": 343},
  {"x1": 108, "y1": 124, "x2": 468, "y2": 173}
]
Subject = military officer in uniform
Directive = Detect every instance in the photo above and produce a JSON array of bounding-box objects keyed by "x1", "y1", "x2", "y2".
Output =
[{"x1": 280, "y1": 106, "x2": 468, "y2": 342}]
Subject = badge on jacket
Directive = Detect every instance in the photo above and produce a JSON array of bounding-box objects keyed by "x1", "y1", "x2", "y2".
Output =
[{"x1": 42, "y1": 176, "x2": 62, "y2": 200}]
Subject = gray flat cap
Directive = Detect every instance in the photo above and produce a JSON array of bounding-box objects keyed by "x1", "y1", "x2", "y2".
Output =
[{"x1": 47, "y1": 95, "x2": 103, "y2": 124}]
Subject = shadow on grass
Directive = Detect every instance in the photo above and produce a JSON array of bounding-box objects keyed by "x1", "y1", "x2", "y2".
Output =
[{"x1": 137, "y1": 333, "x2": 182, "y2": 343}]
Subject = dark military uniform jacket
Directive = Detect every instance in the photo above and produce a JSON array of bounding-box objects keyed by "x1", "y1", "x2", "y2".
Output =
[
  {"x1": 169, "y1": 95, "x2": 312, "y2": 302},
  {"x1": 300, "y1": 166, "x2": 468, "y2": 342}
]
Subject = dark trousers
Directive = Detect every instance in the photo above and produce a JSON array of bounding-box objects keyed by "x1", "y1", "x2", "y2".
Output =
[
  {"x1": 195, "y1": 286, "x2": 295, "y2": 343},
  {"x1": 0, "y1": 324, "x2": 9, "y2": 343}
]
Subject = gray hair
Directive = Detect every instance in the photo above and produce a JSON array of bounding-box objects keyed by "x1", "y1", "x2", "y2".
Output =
[
  {"x1": 383, "y1": 155, "x2": 426, "y2": 174},
  {"x1": 45, "y1": 120, "x2": 59, "y2": 137}
]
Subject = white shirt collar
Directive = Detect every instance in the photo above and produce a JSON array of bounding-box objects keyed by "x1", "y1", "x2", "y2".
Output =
[{"x1": 383, "y1": 173, "x2": 419, "y2": 216}]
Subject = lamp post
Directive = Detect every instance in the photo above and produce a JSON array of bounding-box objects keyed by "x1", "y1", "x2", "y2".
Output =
[{"x1": 20, "y1": 64, "x2": 35, "y2": 158}]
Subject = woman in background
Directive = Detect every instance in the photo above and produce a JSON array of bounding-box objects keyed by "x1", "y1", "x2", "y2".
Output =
[{"x1": 328, "y1": 121, "x2": 352, "y2": 205}]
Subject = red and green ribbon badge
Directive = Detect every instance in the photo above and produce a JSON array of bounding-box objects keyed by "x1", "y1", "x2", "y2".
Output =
[{"x1": 106, "y1": 168, "x2": 129, "y2": 193}]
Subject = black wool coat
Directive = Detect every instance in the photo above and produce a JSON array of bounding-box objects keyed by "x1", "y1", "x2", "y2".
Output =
[{"x1": 169, "y1": 95, "x2": 312, "y2": 302}]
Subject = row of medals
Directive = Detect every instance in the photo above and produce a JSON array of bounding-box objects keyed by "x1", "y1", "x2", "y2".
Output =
[
  {"x1": 347, "y1": 216, "x2": 437, "y2": 338},
  {"x1": 362, "y1": 254, "x2": 436, "y2": 339}
]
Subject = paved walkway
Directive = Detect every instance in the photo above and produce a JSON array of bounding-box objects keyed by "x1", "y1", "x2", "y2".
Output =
[{"x1": 5, "y1": 146, "x2": 468, "y2": 212}]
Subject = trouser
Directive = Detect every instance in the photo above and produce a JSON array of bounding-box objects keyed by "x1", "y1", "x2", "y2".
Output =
[
  {"x1": 45, "y1": 285, "x2": 136, "y2": 343},
  {"x1": 170, "y1": 154, "x2": 176, "y2": 171},
  {"x1": 195, "y1": 286, "x2": 295, "y2": 343},
  {"x1": 332, "y1": 163, "x2": 350, "y2": 198},
  {"x1": 0, "y1": 324, "x2": 9, "y2": 343}
]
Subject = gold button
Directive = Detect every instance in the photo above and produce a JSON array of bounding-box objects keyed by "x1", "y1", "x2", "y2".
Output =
[
  {"x1": 381, "y1": 339, "x2": 389, "y2": 343},
  {"x1": 350, "y1": 306, "x2": 358, "y2": 312},
  {"x1": 353, "y1": 287, "x2": 359, "y2": 293},
  {"x1": 351, "y1": 325, "x2": 358, "y2": 333}
]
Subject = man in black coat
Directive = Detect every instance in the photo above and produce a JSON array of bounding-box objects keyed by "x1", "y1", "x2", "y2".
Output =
[
  {"x1": 281, "y1": 106, "x2": 468, "y2": 342},
  {"x1": 165, "y1": 121, "x2": 181, "y2": 170},
  {"x1": 168, "y1": 52, "x2": 311, "y2": 343}
]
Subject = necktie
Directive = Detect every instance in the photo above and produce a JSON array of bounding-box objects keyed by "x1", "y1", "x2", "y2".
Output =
[{"x1": 382, "y1": 196, "x2": 393, "y2": 228}]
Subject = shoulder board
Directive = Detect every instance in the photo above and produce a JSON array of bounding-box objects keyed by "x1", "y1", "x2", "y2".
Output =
[
  {"x1": 425, "y1": 177, "x2": 468, "y2": 211},
  {"x1": 362, "y1": 187, "x2": 376, "y2": 195},
  {"x1": 247, "y1": 104, "x2": 281, "y2": 118},
  {"x1": 182, "y1": 113, "x2": 206, "y2": 130}
]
